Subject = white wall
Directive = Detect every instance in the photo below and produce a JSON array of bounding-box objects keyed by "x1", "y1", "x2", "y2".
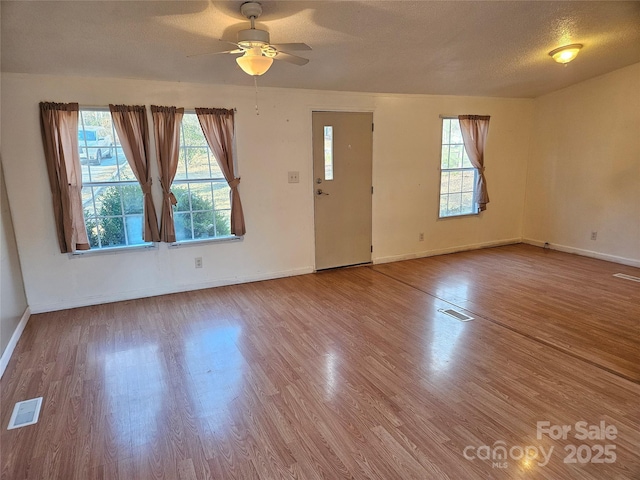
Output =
[
  {"x1": 1, "y1": 163, "x2": 28, "y2": 357},
  {"x1": 1, "y1": 73, "x2": 533, "y2": 312},
  {"x1": 523, "y1": 63, "x2": 640, "y2": 266},
  {"x1": 1, "y1": 2, "x2": 30, "y2": 361},
  {"x1": 373, "y1": 94, "x2": 532, "y2": 262}
]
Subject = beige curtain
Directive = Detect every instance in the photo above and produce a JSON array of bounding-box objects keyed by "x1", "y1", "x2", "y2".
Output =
[
  {"x1": 39, "y1": 102, "x2": 90, "y2": 253},
  {"x1": 109, "y1": 105, "x2": 160, "y2": 242},
  {"x1": 195, "y1": 108, "x2": 246, "y2": 236},
  {"x1": 151, "y1": 105, "x2": 184, "y2": 242},
  {"x1": 458, "y1": 115, "x2": 491, "y2": 212}
]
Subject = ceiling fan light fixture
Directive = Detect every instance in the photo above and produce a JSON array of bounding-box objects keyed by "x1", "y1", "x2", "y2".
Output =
[
  {"x1": 188, "y1": 1, "x2": 309, "y2": 76},
  {"x1": 549, "y1": 44, "x2": 583, "y2": 64},
  {"x1": 236, "y1": 51, "x2": 274, "y2": 76},
  {"x1": 237, "y1": 28, "x2": 270, "y2": 47}
]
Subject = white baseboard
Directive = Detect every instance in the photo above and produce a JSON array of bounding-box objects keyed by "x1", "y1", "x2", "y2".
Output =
[
  {"x1": 522, "y1": 239, "x2": 640, "y2": 268},
  {"x1": 29, "y1": 267, "x2": 315, "y2": 314},
  {"x1": 26, "y1": 239, "x2": 638, "y2": 314},
  {"x1": 373, "y1": 238, "x2": 522, "y2": 265},
  {"x1": 0, "y1": 306, "x2": 31, "y2": 379}
]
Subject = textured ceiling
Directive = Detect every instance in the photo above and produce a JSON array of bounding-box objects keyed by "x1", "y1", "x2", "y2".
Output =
[{"x1": 2, "y1": 1, "x2": 639, "y2": 98}]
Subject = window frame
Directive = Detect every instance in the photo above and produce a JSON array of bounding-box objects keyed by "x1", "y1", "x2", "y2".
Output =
[
  {"x1": 76, "y1": 107, "x2": 154, "y2": 254},
  {"x1": 170, "y1": 111, "x2": 235, "y2": 245},
  {"x1": 437, "y1": 116, "x2": 479, "y2": 219},
  {"x1": 323, "y1": 125, "x2": 334, "y2": 181},
  {"x1": 72, "y1": 106, "x2": 240, "y2": 255}
]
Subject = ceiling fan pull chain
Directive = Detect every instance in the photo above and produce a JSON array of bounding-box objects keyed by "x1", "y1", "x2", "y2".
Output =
[{"x1": 254, "y1": 75, "x2": 260, "y2": 116}]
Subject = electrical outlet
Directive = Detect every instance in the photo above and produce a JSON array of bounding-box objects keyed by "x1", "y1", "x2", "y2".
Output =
[
  {"x1": 288, "y1": 171, "x2": 299, "y2": 183},
  {"x1": 591, "y1": 231, "x2": 598, "y2": 241},
  {"x1": 419, "y1": 232, "x2": 424, "y2": 242},
  {"x1": 195, "y1": 257, "x2": 203, "y2": 268}
]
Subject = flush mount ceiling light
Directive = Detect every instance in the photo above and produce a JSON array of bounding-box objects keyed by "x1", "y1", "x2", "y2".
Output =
[{"x1": 549, "y1": 44, "x2": 583, "y2": 64}]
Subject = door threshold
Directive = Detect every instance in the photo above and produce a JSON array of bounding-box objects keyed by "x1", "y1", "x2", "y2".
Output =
[{"x1": 315, "y1": 261, "x2": 372, "y2": 272}]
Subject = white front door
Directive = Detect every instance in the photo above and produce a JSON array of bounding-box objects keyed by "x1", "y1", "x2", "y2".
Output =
[{"x1": 313, "y1": 111, "x2": 373, "y2": 270}]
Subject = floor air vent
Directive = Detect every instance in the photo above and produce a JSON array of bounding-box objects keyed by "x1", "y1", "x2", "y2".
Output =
[
  {"x1": 438, "y1": 308, "x2": 474, "y2": 322},
  {"x1": 613, "y1": 273, "x2": 640, "y2": 283},
  {"x1": 7, "y1": 397, "x2": 43, "y2": 430}
]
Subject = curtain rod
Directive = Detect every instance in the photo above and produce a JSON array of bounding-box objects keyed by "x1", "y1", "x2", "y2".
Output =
[
  {"x1": 439, "y1": 114, "x2": 489, "y2": 119},
  {"x1": 78, "y1": 105, "x2": 237, "y2": 112}
]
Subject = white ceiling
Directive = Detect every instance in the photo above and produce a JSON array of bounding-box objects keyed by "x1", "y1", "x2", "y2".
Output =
[{"x1": 2, "y1": 1, "x2": 639, "y2": 98}]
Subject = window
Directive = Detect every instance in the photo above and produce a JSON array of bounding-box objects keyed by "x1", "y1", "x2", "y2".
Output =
[
  {"x1": 439, "y1": 118, "x2": 477, "y2": 218},
  {"x1": 323, "y1": 125, "x2": 334, "y2": 180},
  {"x1": 80, "y1": 109, "x2": 149, "y2": 249},
  {"x1": 172, "y1": 113, "x2": 231, "y2": 242}
]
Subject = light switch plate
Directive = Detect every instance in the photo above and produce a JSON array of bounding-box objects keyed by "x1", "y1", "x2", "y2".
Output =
[{"x1": 288, "y1": 171, "x2": 300, "y2": 183}]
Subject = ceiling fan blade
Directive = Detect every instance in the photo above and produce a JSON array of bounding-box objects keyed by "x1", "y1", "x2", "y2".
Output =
[
  {"x1": 274, "y1": 51, "x2": 309, "y2": 66},
  {"x1": 270, "y1": 43, "x2": 312, "y2": 52},
  {"x1": 187, "y1": 49, "x2": 241, "y2": 58},
  {"x1": 187, "y1": 39, "x2": 241, "y2": 58}
]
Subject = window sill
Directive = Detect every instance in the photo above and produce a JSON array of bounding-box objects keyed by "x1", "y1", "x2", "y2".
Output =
[
  {"x1": 69, "y1": 243, "x2": 157, "y2": 258},
  {"x1": 169, "y1": 235, "x2": 243, "y2": 248},
  {"x1": 438, "y1": 212, "x2": 480, "y2": 220}
]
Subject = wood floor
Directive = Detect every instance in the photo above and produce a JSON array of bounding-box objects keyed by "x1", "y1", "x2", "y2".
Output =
[
  {"x1": 1, "y1": 244, "x2": 639, "y2": 479},
  {"x1": 373, "y1": 244, "x2": 640, "y2": 383}
]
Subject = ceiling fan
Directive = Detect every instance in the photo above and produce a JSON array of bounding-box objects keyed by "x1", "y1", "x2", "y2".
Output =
[{"x1": 189, "y1": 1, "x2": 311, "y2": 77}]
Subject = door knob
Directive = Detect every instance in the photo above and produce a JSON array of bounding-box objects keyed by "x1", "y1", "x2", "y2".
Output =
[{"x1": 316, "y1": 189, "x2": 329, "y2": 196}]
